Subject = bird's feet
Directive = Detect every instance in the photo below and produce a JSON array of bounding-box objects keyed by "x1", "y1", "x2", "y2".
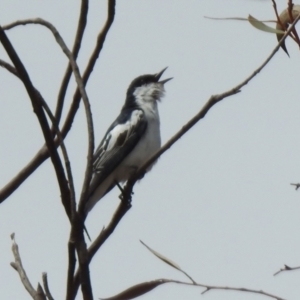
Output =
[{"x1": 115, "y1": 181, "x2": 134, "y2": 206}]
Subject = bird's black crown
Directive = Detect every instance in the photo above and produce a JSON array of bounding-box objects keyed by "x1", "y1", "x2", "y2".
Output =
[{"x1": 126, "y1": 74, "x2": 158, "y2": 97}]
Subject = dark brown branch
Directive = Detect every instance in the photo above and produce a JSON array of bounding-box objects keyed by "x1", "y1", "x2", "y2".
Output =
[
  {"x1": 0, "y1": 59, "x2": 74, "y2": 222},
  {"x1": 66, "y1": 240, "x2": 77, "y2": 300},
  {"x1": 10, "y1": 233, "x2": 45, "y2": 300},
  {"x1": 0, "y1": 58, "x2": 19, "y2": 77},
  {"x1": 287, "y1": 0, "x2": 300, "y2": 45},
  {"x1": 39, "y1": 95, "x2": 76, "y2": 216},
  {"x1": 71, "y1": 216, "x2": 94, "y2": 300},
  {"x1": 76, "y1": 0, "x2": 116, "y2": 213},
  {"x1": 72, "y1": 201, "x2": 131, "y2": 299},
  {"x1": 2, "y1": 17, "x2": 93, "y2": 217},
  {"x1": 3, "y1": 19, "x2": 91, "y2": 122},
  {"x1": 42, "y1": 273, "x2": 55, "y2": 300},
  {"x1": 274, "y1": 264, "x2": 300, "y2": 276},
  {"x1": 290, "y1": 182, "x2": 300, "y2": 190},
  {"x1": 0, "y1": 0, "x2": 116, "y2": 205},
  {"x1": 36, "y1": 284, "x2": 47, "y2": 300},
  {"x1": 0, "y1": 25, "x2": 71, "y2": 216},
  {"x1": 55, "y1": 0, "x2": 89, "y2": 126}
]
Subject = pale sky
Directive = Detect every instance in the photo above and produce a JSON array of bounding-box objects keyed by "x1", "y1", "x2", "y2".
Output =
[{"x1": 1, "y1": 1, "x2": 300, "y2": 300}]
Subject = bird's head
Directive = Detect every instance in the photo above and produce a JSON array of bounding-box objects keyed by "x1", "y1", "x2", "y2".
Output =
[{"x1": 125, "y1": 67, "x2": 172, "y2": 108}]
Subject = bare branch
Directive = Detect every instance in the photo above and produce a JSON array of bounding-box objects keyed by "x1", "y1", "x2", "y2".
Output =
[
  {"x1": 0, "y1": 25, "x2": 71, "y2": 216},
  {"x1": 3, "y1": 18, "x2": 94, "y2": 180},
  {"x1": 36, "y1": 284, "x2": 47, "y2": 300},
  {"x1": 39, "y1": 94, "x2": 76, "y2": 216},
  {"x1": 0, "y1": 0, "x2": 116, "y2": 205},
  {"x1": 72, "y1": 201, "x2": 131, "y2": 299},
  {"x1": 55, "y1": 0, "x2": 89, "y2": 127},
  {"x1": 0, "y1": 61, "x2": 74, "y2": 217},
  {"x1": 290, "y1": 182, "x2": 300, "y2": 190},
  {"x1": 0, "y1": 61, "x2": 74, "y2": 216},
  {"x1": 10, "y1": 233, "x2": 45, "y2": 300},
  {"x1": 66, "y1": 240, "x2": 77, "y2": 300},
  {"x1": 3, "y1": 17, "x2": 94, "y2": 214},
  {"x1": 274, "y1": 264, "x2": 300, "y2": 276},
  {"x1": 287, "y1": 0, "x2": 300, "y2": 45},
  {"x1": 0, "y1": 58, "x2": 19, "y2": 77},
  {"x1": 42, "y1": 273, "x2": 55, "y2": 300}
]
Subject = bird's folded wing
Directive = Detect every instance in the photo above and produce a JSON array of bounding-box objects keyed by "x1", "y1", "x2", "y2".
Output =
[{"x1": 88, "y1": 109, "x2": 147, "y2": 197}]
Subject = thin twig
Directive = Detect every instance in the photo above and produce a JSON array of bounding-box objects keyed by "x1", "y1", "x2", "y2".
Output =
[
  {"x1": 66, "y1": 240, "x2": 77, "y2": 300},
  {"x1": 1, "y1": 64, "x2": 75, "y2": 221},
  {"x1": 63, "y1": 5, "x2": 89, "y2": 297},
  {"x1": 42, "y1": 273, "x2": 55, "y2": 300},
  {"x1": 72, "y1": 201, "x2": 131, "y2": 299},
  {"x1": 0, "y1": 25, "x2": 71, "y2": 217},
  {"x1": 290, "y1": 182, "x2": 300, "y2": 190},
  {"x1": 274, "y1": 264, "x2": 300, "y2": 276},
  {"x1": 287, "y1": 0, "x2": 300, "y2": 45},
  {"x1": 0, "y1": 58, "x2": 19, "y2": 77},
  {"x1": 272, "y1": 0, "x2": 288, "y2": 34},
  {"x1": 36, "y1": 284, "x2": 47, "y2": 300},
  {"x1": 0, "y1": 0, "x2": 116, "y2": 205},
  {"x1": 55, "y1": 0, "x2": 89, "y2": 127},
  {"x1": 10, "y1": 233, "x2": 44, "y2": 300},
  {"x1": 39, "y1": 94, "x2": 76, "y2": 216},
  {"x1": 3, "y1": 19, "x2": 93, "y2": 149}
]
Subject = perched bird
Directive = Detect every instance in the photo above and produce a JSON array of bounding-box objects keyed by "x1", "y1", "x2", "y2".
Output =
[{"x1": 85, "y1": 68, "x2": 172, "y2": 213}]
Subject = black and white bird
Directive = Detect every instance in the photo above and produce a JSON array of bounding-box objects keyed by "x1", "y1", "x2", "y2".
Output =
[{"x1": 85, "y1": 68, "x2": 172, "y2": 213}]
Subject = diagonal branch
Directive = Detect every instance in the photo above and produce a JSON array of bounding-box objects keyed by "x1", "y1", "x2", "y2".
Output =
[
  {"x1": 0, "y1": 0, "x2": 116, "y2": 205},
  {"x1": 42, "y1": 273, "x2": 55, "y2": 300},
  {"x1": 3, "y1": 17, "x2": 94, "y2": 213},
  {"x1": 0, "y1": 25, "x2": 71, "y2": 217},
  {"x1": 72, "y1": 201, "x2": 131, "y2": 299},
  {"x1": 0, "y1": 53, "x2": 73, "y2": 222},
  {"x1": 0, "y1": 58, "x2": 19, "y2": 77},
  {"x1": 10, "y1": 233, "x2": 46, "y2": 300},
  {"x1": 274, "y1": 264, "x2": 300, "y2": 276},
  {"x1": 55, "y1": 0, "x2": 89, "y2": 127}
]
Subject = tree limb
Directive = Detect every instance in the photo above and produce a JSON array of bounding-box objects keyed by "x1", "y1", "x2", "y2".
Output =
[
  {"x1": 72, "y1": 201, "x2": 131, "y2": 299},
  {"x1": 0, "y1": 0, "x2": 116, "y2": 205},
  {"x1": 55, "y1": 0, "x2": 89, "y2": 127},
  {"x1": 274, "y1": 264, "x2": 300, "y2": 276},
  {"x1": 42, "y1": 273, "x2": 55, "y2": 300},
  {"x1": 0, "y1": 25, "x2": 71, "y2": 217},
  {"x1": 10, "y1": 233, "x2": 46, "y2": 300}
]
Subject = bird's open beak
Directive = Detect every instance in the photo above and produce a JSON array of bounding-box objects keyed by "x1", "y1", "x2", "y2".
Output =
[{"x1": 154, "y1": 67, "x2": 173, "y2": 84}]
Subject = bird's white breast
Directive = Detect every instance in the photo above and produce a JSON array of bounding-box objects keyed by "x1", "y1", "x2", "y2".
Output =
[{"x1": 116, "y1": 102, "x2": 161, "y2": 181}]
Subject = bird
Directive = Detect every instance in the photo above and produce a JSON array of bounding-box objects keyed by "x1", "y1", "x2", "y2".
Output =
[{"x1": 85, "y1": 68, "x2": 172, "y2": 213}]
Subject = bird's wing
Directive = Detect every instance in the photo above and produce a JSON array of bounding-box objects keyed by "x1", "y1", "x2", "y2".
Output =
[{"x1": 88, "y1": 109, "x2": 147, "y2": 198}]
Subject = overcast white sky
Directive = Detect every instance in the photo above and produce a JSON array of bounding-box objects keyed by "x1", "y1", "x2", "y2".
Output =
[{"x1": 1, "y1": 1, "x2": 300, "y2": 300}]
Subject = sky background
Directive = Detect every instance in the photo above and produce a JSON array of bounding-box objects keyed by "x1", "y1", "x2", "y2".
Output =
[{"x1": 1, "y1": 1, "x2": 300, "y2": 299}]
